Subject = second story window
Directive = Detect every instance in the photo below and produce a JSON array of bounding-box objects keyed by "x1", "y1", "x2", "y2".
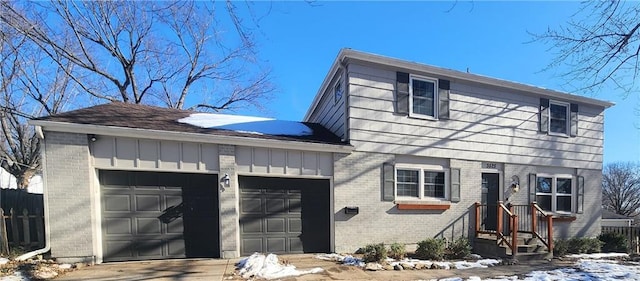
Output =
[
  {"x1": 549, "y1": 101, "x2": 569, "y2": 135},
  {"x1": 410, "y1": 75, "x2": 438, "y2": 118},
  {"x1": 539, "y1": 98, "x2": 579, "y2": 137}
]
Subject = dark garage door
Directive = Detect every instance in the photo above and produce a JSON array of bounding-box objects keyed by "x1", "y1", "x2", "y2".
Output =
[
  {"x1": 239, "y1": 176, "x2": 330, "y2": 255},
  {"x1": 100, "y1": 170, "x2": 219, "y2": 262}
]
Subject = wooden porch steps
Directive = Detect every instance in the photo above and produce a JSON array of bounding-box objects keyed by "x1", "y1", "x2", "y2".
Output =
[{"x1": 474, "y1": 234, "x2": 552, "y2": 261}]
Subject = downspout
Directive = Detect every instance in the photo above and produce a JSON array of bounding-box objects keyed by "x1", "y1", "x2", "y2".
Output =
[{"x1": 16, "y1": 125, "x2": 50, "y2": 261}]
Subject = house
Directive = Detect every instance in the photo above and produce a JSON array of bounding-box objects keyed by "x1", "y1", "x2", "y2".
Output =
[
  {"x1": 602, "y1": 209, "x2": 634, "y2": 227},
  {"x1": 29, "y1": 49, "x2": 613, "y2": 263}
]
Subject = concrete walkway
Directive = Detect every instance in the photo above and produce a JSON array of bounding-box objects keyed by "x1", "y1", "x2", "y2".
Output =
[{"x1": 53, "y1": 254, "x2": 575, "y2": 281}]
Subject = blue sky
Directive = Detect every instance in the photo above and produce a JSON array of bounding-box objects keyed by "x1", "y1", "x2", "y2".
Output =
[{"x1": 232, "y1": 1, "x2": 639, "y2": 165}]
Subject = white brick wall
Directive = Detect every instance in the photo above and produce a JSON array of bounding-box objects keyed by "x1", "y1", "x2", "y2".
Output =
[
  {"x1": 44, "y1": 131, "x2": 95, "y2": 263},
  {"x1": 218, "y1": 144, "x2": 239, "y2": 258},
  {"x1": 333, "y1": 152, "x2": 481, "y2": 253}
]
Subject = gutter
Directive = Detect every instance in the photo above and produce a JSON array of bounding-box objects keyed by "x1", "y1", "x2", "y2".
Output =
[{"x1": 16, "y1": 126, "x2": 50, "y2": 261}]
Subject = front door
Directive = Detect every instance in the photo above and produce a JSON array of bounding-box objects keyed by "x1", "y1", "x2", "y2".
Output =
[{"x1": 481, "y1": 173, "x2": 500, "y2": 231}]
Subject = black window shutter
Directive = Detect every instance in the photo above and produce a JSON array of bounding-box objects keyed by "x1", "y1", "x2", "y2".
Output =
[
  {"x1": 576, "y1": 175, "x2": 584, "y2": 214},
  {"x1": 539, "y1": 98, "x2": 549, "y2": 133},
  {"x1": 529, "y1": 173, "x2": 537, "y2": 204},
  {"x1": 382, "y1": 162, "x2": 395, "y2": 201},
  {"x1": 396, "y1": 72, "x2": 410, "y2": 115},
  {"x1": 570, "y1": 103, "x2": 579, "y2": 137},
  {"x1": 438, "y1": 79, "x2": 450, "y2": 120},
  {"x1": 450, "y1": 168, "x2": 460, "y2": 203}
]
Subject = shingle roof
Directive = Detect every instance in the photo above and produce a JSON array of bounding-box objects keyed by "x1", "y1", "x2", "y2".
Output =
[
  {"x1": 34, "y1": 102, "x2": 346, "y2": 145},
  {"x1": 602, "y1": 209, "x2": 633, "y2": 220}
]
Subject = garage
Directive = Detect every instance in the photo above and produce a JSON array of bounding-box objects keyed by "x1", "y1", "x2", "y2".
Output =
[
  {"x1": 100, "y1": 170, "x2": 219, "y2": 262},
  {"x1": 239, "y1": 176, "x2": 330, "y2": 255}
]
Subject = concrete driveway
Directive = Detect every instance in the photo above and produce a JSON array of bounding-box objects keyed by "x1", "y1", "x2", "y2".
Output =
[
  {"x1": 53, "y1": 258, "x2": 237, "y2": 281},
  {"x1": 53, "y1": 254, "x2": 572, "y2": 281}
]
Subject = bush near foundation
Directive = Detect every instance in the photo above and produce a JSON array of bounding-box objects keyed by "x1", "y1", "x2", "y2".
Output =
[
  {"x1": 361, "y1": 243, "x2": 387, "y2": 262},
  {"x1": 598, "y1": 232, "x2": 628, "y2": 253},
  {"x1": 415, "y1": 238, "x2": 446, "y2": 260},
  {"x1": 445, "y1": 237, "x2": 472, "y2": 259},
  {"x1": 388, "y1": 243, "x2": 406, "y2": 260},
  {"x1": 553, "y1": 237, "x2": 603, "y2": 256}
]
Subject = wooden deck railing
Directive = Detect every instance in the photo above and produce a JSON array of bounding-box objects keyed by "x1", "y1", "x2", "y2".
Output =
[
  {"x1": 531, "y1": 202, "x2": 553, "y2": 253},
  {"x1": 475, "y1": 201, "x2": 553, "y2": 256},
  {"x1": 496, "y1": 202, "x2": 518, "y2": 256}
]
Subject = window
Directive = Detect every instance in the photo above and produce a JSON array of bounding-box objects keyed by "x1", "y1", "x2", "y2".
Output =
[
  {"x1": 540, "y1": 98, "x2": 578, "y2": 137},
  {"x1": 410, "y1": 76, "x2": 438, "y2": 118},
  {"x1": 536, "y1": 175, "x2": 573, "y2": 213},
  {"x1": 396, "y1": 168, "x2": 446, "y2": 200},
  {"x1": 333, "y1": 79, "x2": 343, "y2": 104},
  {"x1": 549, "y1": 101, "x2": 569, "y2": 135}
]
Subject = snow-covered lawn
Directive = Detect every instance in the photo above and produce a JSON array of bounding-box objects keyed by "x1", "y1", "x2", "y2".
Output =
[
  {"x1": 442, "y1": 257, "x2": 640, "y2": 281},
  {"x1": 236, "y1": 252, "x2": 640, "y2": 280}
]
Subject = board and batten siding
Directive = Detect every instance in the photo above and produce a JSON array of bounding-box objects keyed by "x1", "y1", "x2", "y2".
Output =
[
  {"x1": 91, "y1": 136, "x2": 219, "y2": 172},
  {"x1": 306, "y1": 71, "x2": 346, "y2": 139},
  {"x1": 236, "y1": 146, "x2": 333, "y2": 177},
  {"x1": 347, "y1": 63, "x2": 606, "y2": 170}
]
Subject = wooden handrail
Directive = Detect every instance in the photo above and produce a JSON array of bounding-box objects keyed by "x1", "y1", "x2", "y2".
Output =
[
  {"x1": 497, "y1": 201, "x2": 517, "y2": 257},
  {"x1": 530, "y1": 202, "x2": 554, "y2": 253},
  {"x1": 475, "y1": 202, "x2": 481, "y2": 235}
]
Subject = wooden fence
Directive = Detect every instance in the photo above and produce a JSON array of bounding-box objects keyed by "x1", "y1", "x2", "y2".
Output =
[
  {"x1": 0, "y1": 208, "x2": 45, "y2": 255},
  {"x1": 601, "y1": 226, "x2": 640, "y2": 254}
]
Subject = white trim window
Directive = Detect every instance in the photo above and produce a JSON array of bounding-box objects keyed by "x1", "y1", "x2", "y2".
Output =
[
  {"x1": 409, "y1": 75, "x2": 438, "y2": 118},
  {"x1": 536, "y1": 175, "x2": 573, "y2": 213},
  {"x1": 549, "y1": 101, "x2": 569, "y2": 135},
  {"x1": 396, "y1": 167, "x2": 447, "y2": 200}
]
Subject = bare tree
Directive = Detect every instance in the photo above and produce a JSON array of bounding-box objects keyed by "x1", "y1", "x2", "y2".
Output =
[
  {"x1": 533, "y1": 1, "x2": 640, "y2": 96},
  {"x1": 602, "y1": 162, "x2": 640, "y2": 217},
  {"x1": 1, "y1": 1, "x2": 274, "y2": 110},
  {"x1": 0, "y1": 1, "x2": 274, "y2": 188},
  {"x1": 1, "y1": 24, "x2": 75, "y2": 189}
]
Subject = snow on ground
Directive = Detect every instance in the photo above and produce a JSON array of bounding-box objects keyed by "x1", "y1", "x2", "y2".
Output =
[
  {"x1": 178, "y1": 113, "x2": 313, "y2": 136},
  {"x1": 566, "y1": 252, "x2": 628, "y2": 259},
  {"x1": 315, "y1": 253, "x2": 500, "y2": 270},
  {"x1": 237, "y1": 253, "x2": 323, "y2": 280},
  {"x1": 423, "y1": 255, "x2": 640, "y2": 281}
]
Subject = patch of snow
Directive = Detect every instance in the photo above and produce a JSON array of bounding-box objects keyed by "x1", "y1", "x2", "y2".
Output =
[
  {"x1": 566, "y1": 252, "x2": 629, "y2": 259},
  {"x1": 178, "y1": 113, "x2": 313, "y2": 136},
  {"x1": 0, "y1": 258, "x2": 9, "y2": 265},
  {"x1": 58, "y1": 263, "x2": 73, "y2": 269},
  {"x1": 237, "y1": 253, "x2": 323, "y2": 280},
  {"x1": 0, "y1": 271, "x2": 29, "y2": 281},
  {"x1": 453, "y1": 259, "x2": 501, "y2": 269}
]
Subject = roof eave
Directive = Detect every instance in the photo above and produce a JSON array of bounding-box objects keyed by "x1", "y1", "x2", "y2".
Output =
[{"x1": 29, "y1": 120, "x2": 354, "y2": 154}]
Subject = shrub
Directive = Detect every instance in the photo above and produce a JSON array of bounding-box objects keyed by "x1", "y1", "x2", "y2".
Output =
[
  {"x1": 554, "y1": 237, "x2": 602, "y2": 256},
  {"x1": 445, "y1": 237, "x2": 472, "y2": 259},
  {"x1": 415, "y1": 238, "x2": 446, "y2": 260},
  {"x1": 553, "y1": 239, "x2": 569, "y2": 256},
  {"x1": 361, "y1": 243, "x2": 387, "y2": 262},
  {"x1": 599, "y1": 232, "x2": 628, "y2": 253},
  {"x1": 388, "y1": 243, "x2": 406, "y2": 260}
]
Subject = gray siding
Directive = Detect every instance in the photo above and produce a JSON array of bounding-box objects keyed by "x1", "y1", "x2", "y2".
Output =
[
  {"x1": 306, "y1": 71, "x2": 346, "y2": 139},
  {"x1": 236, "y1": 146, "x2": 333, "y2": 177},
  {"x1": 91, "y1": 136, "x2": 219, "y2": 172},
  {"x1": 347, "y1": 63, "x2": 606, "y2": 170}
]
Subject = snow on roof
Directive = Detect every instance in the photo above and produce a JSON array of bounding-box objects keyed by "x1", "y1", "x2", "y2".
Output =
[{"x1": 178, "y1": 113, "x2": 313, "y2": 136}]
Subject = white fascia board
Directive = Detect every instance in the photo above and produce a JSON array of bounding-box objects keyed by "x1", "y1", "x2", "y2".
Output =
[
  {"x1": 340, "y1": 49, "x2": 615, "y2": 109},
  {"x1": 29, "y1": 120, "x2": 354, "y2": 153}
]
